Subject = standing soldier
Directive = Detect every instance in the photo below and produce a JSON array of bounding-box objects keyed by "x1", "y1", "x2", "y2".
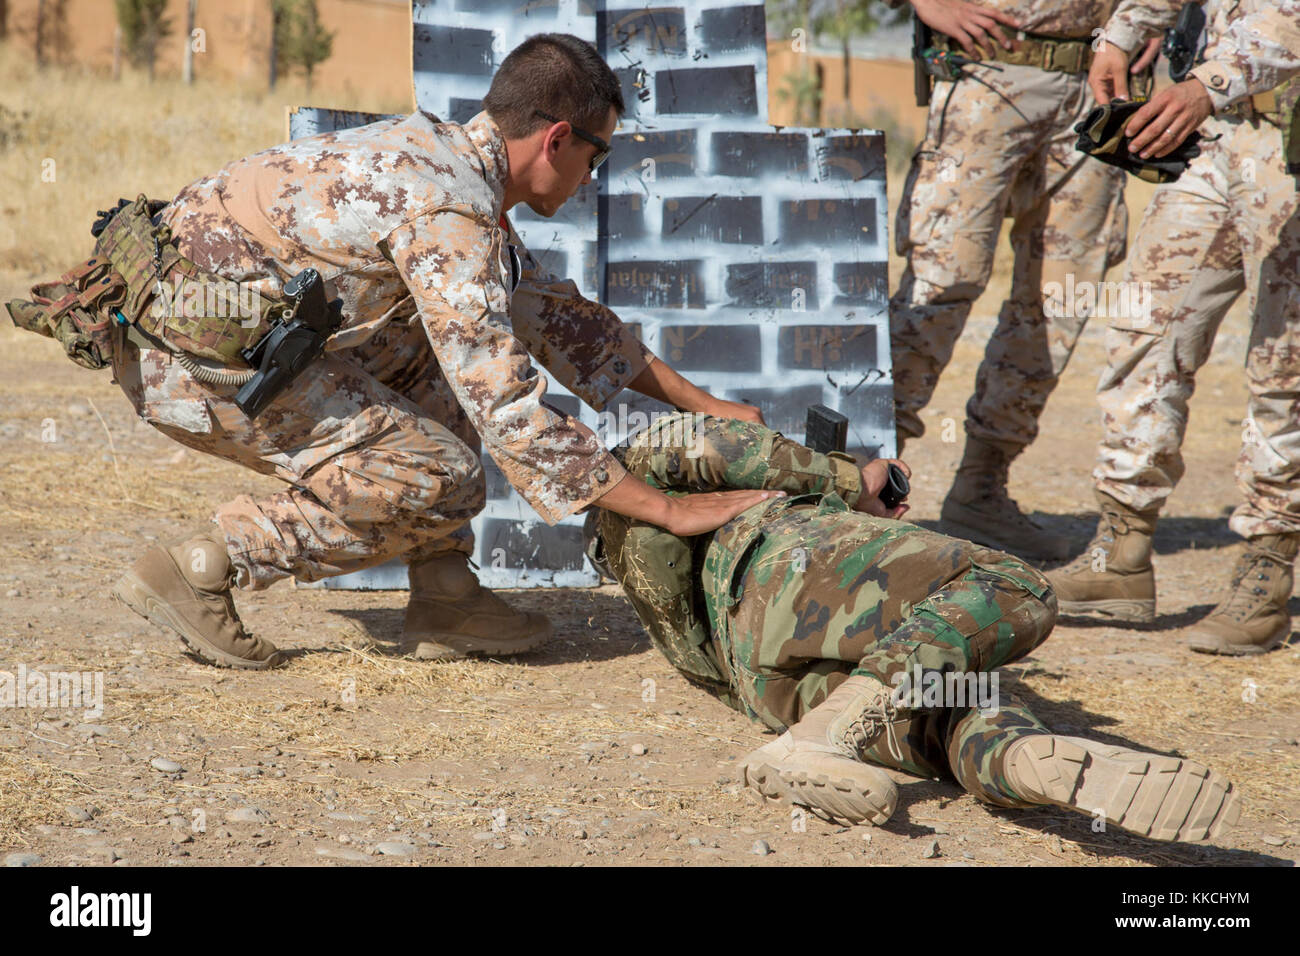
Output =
[
  {"x1": 584, "y1": 413, "x2": 1240, "y2": 840},
  {"x1": 7, "y1": 34, "x2": 775, "y2": 670},
  {"x1": 890, "y1": 0, "x2": 1158, "y2": 561},
  {"x1": 1049, "y1": 1, "x2": 1300, "y2": 656}
]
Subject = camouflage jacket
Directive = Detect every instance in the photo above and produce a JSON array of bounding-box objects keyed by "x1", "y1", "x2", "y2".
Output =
[
  {"x1": 1106, "y1": 0, "x2": 1300, "y2": 110},
  {"x1": 161, "y1": 110, "x2": 653, "y2": 524},
  {"x1": 585, "y1": 414, "x2": 863, "y2": 701}
]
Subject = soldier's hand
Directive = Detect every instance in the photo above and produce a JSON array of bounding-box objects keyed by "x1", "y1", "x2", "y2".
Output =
[
  {"x1": 703, "y1": 397, "x2": 766, "y2": 426},
  {"x1": 664, "y1": 489, "x2": 785, "y2": 537},
  {"x1": 856, "y1": 458, "x2": 911, "y2": 520},
  {"x1": 1126, "y1": 79, "x2": 1214, "y2": 158},
  {"x1": 911, "y1": 0, "x2": 1021, "y2": 59},
  {"x1": 1131, "y1": 35, "x2": 1162, "y2": 75},
  {"x1": 1089, "y1": 37, "x2": 1134, "y2": 103}
]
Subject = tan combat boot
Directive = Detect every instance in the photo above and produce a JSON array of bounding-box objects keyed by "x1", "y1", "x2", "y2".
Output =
[
  {"x1": 1047, "y1": 490, "x2": 1158, "y2": 623},
  {"x1": 1184, "y1": 534, "x2": 1298, "y2": 656},
  {"x1": 1002, "y1": 734, "x2": 1241, "y2": 842},
  {"x1": 940, "y1": 436, "x2": 1073, "y2": 562},
  {"x1": 738, "y1": 674, "x2": 900, "y2": 826},
  {"x1": 400, "y1": 553, "x2": 552, "y2": 660},
  {"x1": 111, "y1": 528, "x2": 282, "y2": 669}
]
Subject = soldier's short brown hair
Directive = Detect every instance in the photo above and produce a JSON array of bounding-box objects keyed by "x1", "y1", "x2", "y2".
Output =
[{"x1": 484, "y1": 33, "x2": 624, "y2": 139}]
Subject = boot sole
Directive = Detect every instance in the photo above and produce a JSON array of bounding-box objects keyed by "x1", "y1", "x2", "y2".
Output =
[
  {"x1": 938, "y1": 515, "x2": 1071, "y2": 563},
  {"x1": 400, "y1": 625, "x2": 553, "y2": 661},
  {"x1": 1005, "y1": 735, "x2": 1240, "y2": 843},
  {"x1": 1057, "y1": 598, "x2": 1156, "y2": 624},
  {"x1": 1186, "y1": 620, "x2": 1292, "y2": 656},
  {"x1": 738, "y1": 754, "x2": 894, "y2": 827},
  {"x1": 111, "y1": 565, "x2": 282, "y2": 671}
]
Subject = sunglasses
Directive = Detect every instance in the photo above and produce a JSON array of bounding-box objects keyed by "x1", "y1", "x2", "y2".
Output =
[{"x1": 534, "y1": 110, "x2": 612, "y2": 173}]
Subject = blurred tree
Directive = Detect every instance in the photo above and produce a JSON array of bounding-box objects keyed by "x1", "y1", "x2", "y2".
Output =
[
  {"x1": 272, "y1": 0, "x2": 334, "y2": 95},
  {"x1": 114, "y1": 0, "x2": 170, "y2": 80}
]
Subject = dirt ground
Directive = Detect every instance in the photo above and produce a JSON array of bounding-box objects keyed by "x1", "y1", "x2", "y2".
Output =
[{"x1": 1, "y1": 284, "x2": 1296, "y2": 868}]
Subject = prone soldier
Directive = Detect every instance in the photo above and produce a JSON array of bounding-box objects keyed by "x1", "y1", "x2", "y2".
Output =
[{"x1": 584, "y1": 413, "x2": 1241, "y2": 840}]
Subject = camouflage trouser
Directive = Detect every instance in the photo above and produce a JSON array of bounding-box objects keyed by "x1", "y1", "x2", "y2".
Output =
[
  {"x1": 112, "y1": 318, "x2": 483, "y2": 589},
  {"x1": 891, "y1": 61, "x2": 1127, "y2": 449},
  {"x1": 1093, "y1": 113, "x2": 1300, "y2": 538},
  {"x1": 715, "y1": 504, "x2": 1056, "y2": 807}
]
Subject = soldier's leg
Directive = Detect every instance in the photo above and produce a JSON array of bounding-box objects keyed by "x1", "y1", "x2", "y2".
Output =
[
  {"x1": 891, "y1": 66, "x2": 1051, "y2": 444},
  {"x1": 110, "y1": 340, "x2": 487, "y2": 666},
  {"x1": 1186, "y1": 122, "x2": 1300, "y2": 655},
  {"x1": 347, "y1": 317, "x2": 479, "y2": 562},
  {"x1": 1050, "y1": 137, "x2": 1244, "y2": 622},
  {"x1": 313, "y1": 320, "x2": 550, "y2": 659},
  {"x1": 943, "y1": 699, "x2": 1240, "y2": 842},
  {"x1": 941, "y1": 90, "x2": 1128, "y2": 562},
  {"x1": 731, "y1": 514, "x2": 1054, "y2": 825},
  {"x1": 724, "y1": 514, "x2": 1055, "y2": 729},
  {"x1": 115, "y1": 342, "x2": 485, "y2": 588}
]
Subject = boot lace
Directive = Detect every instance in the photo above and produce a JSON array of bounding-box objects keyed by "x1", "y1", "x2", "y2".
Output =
[
  {"x1": 1059, "y1": 510, "x2": 1124, "y2": 573},
  {"x1": 838, "y1": 690, "x2": 900, "y2": 760},
  {"x1": 1211, "y1": 547, "x2": 1289, "y2": 623}
]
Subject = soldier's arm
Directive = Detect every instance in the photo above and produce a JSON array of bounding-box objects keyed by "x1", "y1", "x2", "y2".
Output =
[
  {"x1": 386, "y1": 209, "x2": 625, "y2": 525},
  {"x1": 1189, "y1": 0, "x2": 1300, "y2": 109},
  {"x1": 620, "y1": 413, "x2": 865, "y2": 509}
]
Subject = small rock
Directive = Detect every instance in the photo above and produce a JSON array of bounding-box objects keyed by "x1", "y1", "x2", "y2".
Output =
[
  {"x1": 687, "y1": 837, "x2": 702, "y2": 847},
  {"x1": 73, "y1": 828, "x2": 101, "y2": 837},
  {"x1": 861, "y1": 832, "x2": 873, "y2": 844},
  {"x1": 171, "y1": 832, "x2": 194, "y2": 845},
  {"x1": 5, "y1": 589, "x2": 19, "y2": 598},
  {"x1": 4, "y1": 853, "x2": 41, "y2": 867},
  {"x1": 33, "y1": 825, "x2": 60, "y2": 836},
  {"x1": 76, "y1": 724, "x2": 111, "y2": 738},
  {"x1": 492, "y1": 842, "x2": 507, "y2": 850},
  {"x1": 327, "y1": 812, "x2": 371, "y2": 823},
  {"x1": 752, "y1": 839, "x2": 771, "y2": 856},
  {"x1": 374, "y1": 841, "x2": 417, "y2": 857},
  {"x1": 921, "y1": 838, "x2": 940, "y2": 859},
  {"x1": 226, "y1": 807, "x2": 270, "y2": 824},
  {"x1": 315, "y1": 846, "x2": 369, "y2": 862},
  {"x1": 573, "y1": 828, "x2": 588, "y2": 841},
  {"x1": 630, "y1": 743, "x2": 648, "y2": 756},
  {"x1": 150, "y1": 757, "x2": 183, "y2": 773},
  {"x1": 66, "y1": 806, "x2": 93, "y2": 822},
  {"x1": 1261, "y1": 835, "x2": 1287, "y2": 847}
]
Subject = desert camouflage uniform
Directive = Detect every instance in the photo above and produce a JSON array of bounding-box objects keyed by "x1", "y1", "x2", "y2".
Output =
[
  {"x1": 1093, "y1": 0, "x2": 1300, "y2": 537},
  {"x1": 588, "y1": 414, "x2": 1059, "y2": 809},
  {"x1": 892, "y1": 0, "x2": 1130, "y2": 449},
  {"x1": 111, "y1": 111, "x2": 651, "y2": 589}
]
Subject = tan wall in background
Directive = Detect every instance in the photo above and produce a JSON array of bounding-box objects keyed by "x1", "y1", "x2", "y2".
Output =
[
  {"x1": 767, "y1": 41, "x2": 926, "y2": 140},
  {"x1": 3, "y1": 0, "x2": 414, "y2": 107}
]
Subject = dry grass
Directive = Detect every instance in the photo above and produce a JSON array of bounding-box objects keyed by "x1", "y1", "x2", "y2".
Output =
[{"x1": 0, "y1": 44, "x2": 409, "y2": 284}]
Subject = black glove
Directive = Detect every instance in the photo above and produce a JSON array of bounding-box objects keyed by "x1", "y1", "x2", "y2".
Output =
[{"x1": 1074, "y1": 98, "x2": 1203, "y2": 184}]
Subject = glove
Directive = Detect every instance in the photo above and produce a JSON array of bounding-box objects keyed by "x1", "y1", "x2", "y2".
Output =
[{"x1": 1074, "y1": 98, "x2": 1203, "y2": 184}]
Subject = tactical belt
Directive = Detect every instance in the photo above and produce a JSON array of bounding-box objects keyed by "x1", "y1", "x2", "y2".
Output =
[
  {"x1": 934, "y1": 30, "x2": 1094, "y2": 74},
  {"x1": 5, "y1": 195, "x2": 283, "y2": 372}
]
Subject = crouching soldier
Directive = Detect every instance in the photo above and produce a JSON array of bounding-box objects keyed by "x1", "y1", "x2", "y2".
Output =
[{"x1": 584, "y1": 413, "x2": 1241, "y2": 842}]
